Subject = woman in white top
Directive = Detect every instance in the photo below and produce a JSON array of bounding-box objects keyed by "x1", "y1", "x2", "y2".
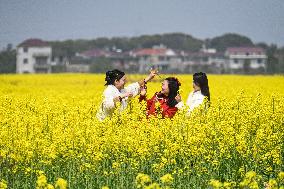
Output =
[
  {"x1": 97, "y1": 69, "x2": 157, "y2": 121},
  {"x1": 176, "y1": 72, "x2": 210, "y2": 115}
]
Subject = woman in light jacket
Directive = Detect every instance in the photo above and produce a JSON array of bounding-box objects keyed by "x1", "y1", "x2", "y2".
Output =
[
  {"x1": 185, "y1": 72, "x2": 210, "y2": 114},
  {"x1": 97, "y1": 69, "x2": 157, "y2": 121}
]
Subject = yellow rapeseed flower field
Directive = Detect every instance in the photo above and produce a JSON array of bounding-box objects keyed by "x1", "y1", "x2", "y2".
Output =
[{"x1": 0, "y1": 74, "x2": 283, "y2": 188}]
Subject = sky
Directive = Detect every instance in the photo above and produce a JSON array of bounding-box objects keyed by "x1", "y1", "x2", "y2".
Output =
[{"x1": 0, "y1": 0, "x2": 284, "y2": 49}]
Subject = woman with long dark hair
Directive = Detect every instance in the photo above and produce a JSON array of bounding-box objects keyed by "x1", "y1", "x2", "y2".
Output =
[
  {"x1": 97, "y1": 69, "x2": 157, "y2": 121},
  {"x1": 185, "y1": 72, "x2": 210, "y2": 114},
  {"x1": 139, "y1": 77, "x2": 182, "y2": 118}
]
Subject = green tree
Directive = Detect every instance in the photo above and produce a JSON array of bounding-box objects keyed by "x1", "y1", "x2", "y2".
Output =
[
  {"x1": 0, "y1": 50, "x2": 16, "y2": 73},
  {"x1": 275, "y1": 47, "x2": 284, "y2": 73},
  {"x1": 266, "y1": 44, "x2": 278, "y2": 74},
  {"x1": 89, "y1": 57, "x2": 113, "y2": 73},
  {"x1": 48, "y1": 33, "x2": 204, "y2": 57},
  {"x1": 209, "y1": 33, "x2": 253, "y2": 52}
]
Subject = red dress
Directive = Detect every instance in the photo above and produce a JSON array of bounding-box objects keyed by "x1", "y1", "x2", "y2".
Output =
[{"x1": 139, "y1": 92, "x2": 178, "y2": 118}]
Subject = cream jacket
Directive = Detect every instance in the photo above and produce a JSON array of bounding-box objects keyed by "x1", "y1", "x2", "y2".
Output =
[
  {"x1": 175, "y1": 90, "x2": 205, "y2": 115},
  {"x1": 186, "y1": 90, "x2": 205, "y2": 114},
  {"x1": 96, "y1": 82, "x2": 140, "y2": 121}
]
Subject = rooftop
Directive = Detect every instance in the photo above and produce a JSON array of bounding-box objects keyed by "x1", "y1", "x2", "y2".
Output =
[
  {"x1": 18, "y1": 39, "x2": 49, "y2": 47},
  {"x1": 226, "y1": 47, "x2": 265, "y2": 54}
]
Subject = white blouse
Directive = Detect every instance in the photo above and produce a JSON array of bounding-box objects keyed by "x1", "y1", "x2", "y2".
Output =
[
  {"x1": 96, "y1": 82, "x2": 140, "y2": 121},
  {"x1": 175, "y1": 90, "x2": 205, "y2": 115},
  {"x1": 186, "y1": 90, "x2": 205, "y2": 114}
]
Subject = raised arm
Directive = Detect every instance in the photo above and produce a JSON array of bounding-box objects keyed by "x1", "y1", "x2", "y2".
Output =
[
  {"x1": 125, "y1": 69, "x2": 158, "y2": 97},
  {"x1": 138, "y1": 69, "x2": 158, "y2": 87}
]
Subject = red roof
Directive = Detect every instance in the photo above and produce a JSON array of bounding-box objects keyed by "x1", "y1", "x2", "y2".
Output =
[
  {"x1": 226, "y1": 47, "x2": 265, "y2": 54},
  {"x1": 132, "y1": 48, "x2": 169, "y2": 56},
  {"x1": 18, "y1": 38, "x2": 49, "y2": 47}
]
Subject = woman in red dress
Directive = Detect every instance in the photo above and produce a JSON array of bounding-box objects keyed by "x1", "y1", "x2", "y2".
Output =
[{"x1": 139, "y1": 77, "x2": 182, "y2": 118}]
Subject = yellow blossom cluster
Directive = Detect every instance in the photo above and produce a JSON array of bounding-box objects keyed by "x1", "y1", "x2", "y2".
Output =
[
  {"x1": 210, "y1": 171, "x2": 284, "y2": 189},
  {"x1": 0, "y1": 74, "x2": 283, "y2": 188}
]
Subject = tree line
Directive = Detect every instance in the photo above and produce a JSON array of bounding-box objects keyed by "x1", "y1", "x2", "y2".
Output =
[{"x1": 0, "y1": 33, "x2": 283, "y2": 74}]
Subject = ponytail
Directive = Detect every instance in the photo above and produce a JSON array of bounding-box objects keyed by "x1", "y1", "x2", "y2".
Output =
[
  {"x1": 193, "y1": 72, "x2": 210, "y2": 101},
  {"x1": 105, "y1": 69, "x2": 125, "y2": 86}
]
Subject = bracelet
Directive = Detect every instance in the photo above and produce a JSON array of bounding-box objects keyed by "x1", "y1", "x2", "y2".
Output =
[{"x1": 143, "y1": 79, "x2": 147, "y2": 85}]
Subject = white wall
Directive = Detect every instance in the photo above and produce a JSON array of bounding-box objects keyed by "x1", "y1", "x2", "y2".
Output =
[
  {"x1": 228, "y1": 54, "x2": 267, "y2": 70},
  {"x1": 16, "y1": 46, "x2": 52, "y2": 73}
]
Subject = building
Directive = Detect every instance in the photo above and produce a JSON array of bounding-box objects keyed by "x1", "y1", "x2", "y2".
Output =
[
  {"x1": 130, "y1": 45, "x2": 228, "y2": 74},
  {"x1": 75, "y1": 48, "x2": 138, "y2": 73},
  {"x1": 131, "y1": 45, "x2": 180, "y2": 73},
  {"x1": 68, "y1": 49, "x2": 111, "y2": 73},
  {"x1": 180, "y1": 50, "x2": 226, "y2": 73},
  {"x1": 16, "y1": 39, "x2": 52, "y2": 73},
  {"x1": 225, "y1": 47, "x2": 267, "y2": 73}
]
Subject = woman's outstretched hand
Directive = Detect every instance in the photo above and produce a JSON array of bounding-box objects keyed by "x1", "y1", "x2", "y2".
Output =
[
  {"x1": 149, "y1": 68, "x2": 159, "y2": 79},
  {"x1": 145, "y1": 69, "x2": 159, "y2": 83},
  {"x1": 122, "y1": 92, "x2": 133, "y2": 98},
  {"x1": 138, "y1": 69, "x2": 159, "y2": 87},
  {"x1": 114, "y1": 92, "x2": 133, "y2": 103}
]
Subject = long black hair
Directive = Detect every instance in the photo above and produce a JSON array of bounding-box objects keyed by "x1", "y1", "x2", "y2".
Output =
[
  {"x1": 105, "y1": 69, "x2": 125, "y2": 86},
  {"x1": 159, "y1": 77, "x2": 181, "y2": 107},
  {"x1": 193, "y1": 72, "x2": 210, "y2": 101}
]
